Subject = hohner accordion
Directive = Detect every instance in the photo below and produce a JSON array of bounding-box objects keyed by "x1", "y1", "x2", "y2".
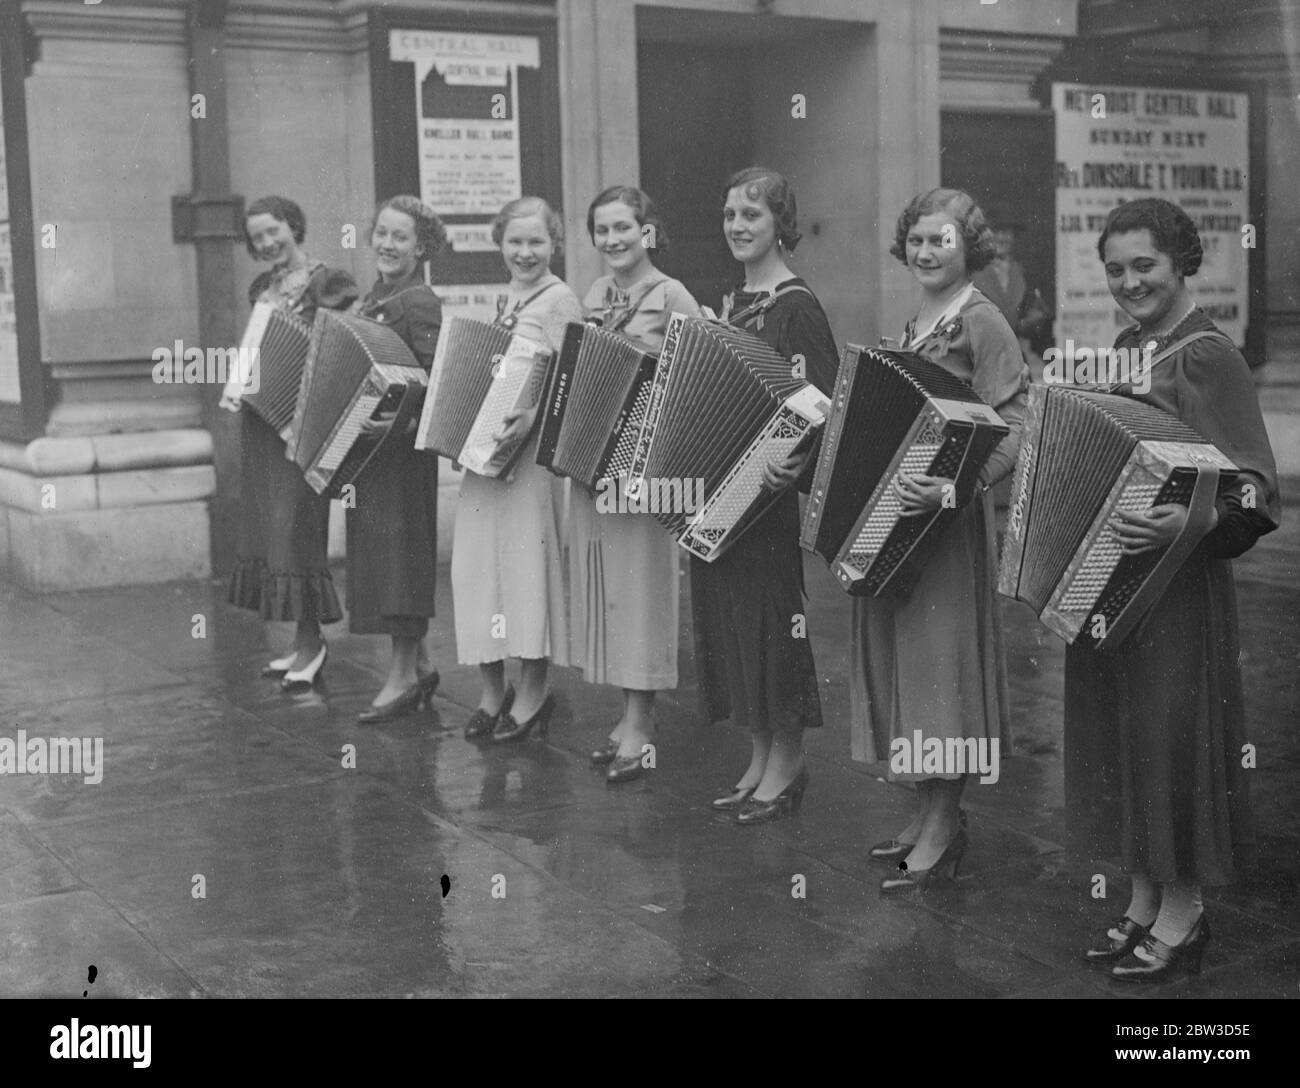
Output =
[
  {"x1": 223, "y1": 302, "x2": 311, "y2": 439},
  {"x1": 286, "y1": 309, "x2": 430, "y2": 496},
  {"x1": 626, "y1": 313, "x2": 831, "y2": 561},
  {"x1": 998, "y1": 384, "x2": 1235, "y2": 648},
  {"x1": 800, "y1": 345, "x2": 1009, "y2": 596},
  {"x1": 536, "y1": 322, "x2": 657, "y2": 489},
  {"x1": 413, "y1": 315, "x2": 553, "y2": 478}
]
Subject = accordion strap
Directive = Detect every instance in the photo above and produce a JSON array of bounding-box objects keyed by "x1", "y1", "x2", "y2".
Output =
[
  {"x1": 1101, "y1": 329, "x2": 1233, "y2": 393},
  {"x1": 721, "y1": 283, "x2": 814, "y2": 328}
]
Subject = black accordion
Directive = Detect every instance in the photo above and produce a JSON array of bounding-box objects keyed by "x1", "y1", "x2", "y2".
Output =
[
  {"x1": 229, "y1": 303, "x2": 311, "y2": 438},
  {"x1": 626, "y1": 313, "x2": 831, "y2": 561},
  {"x1": 286, "y1": 310, "x2": 429, "y2": 496},
  {"x1": 536, "y1": 322, "x2": 657, "y2": 489},
  {"x1": 413, "y1": 315, "x2": 553, "y2": 478},
  {"x1": 801, "y1": 345, "x2": 1009, "y2": 596},
  {"x1": 998, "y1": 385, "x2": 1235, "y2": 648}
]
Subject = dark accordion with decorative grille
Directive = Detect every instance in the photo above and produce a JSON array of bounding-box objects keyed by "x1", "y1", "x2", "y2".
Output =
[
  {"x1": 998, "y1": 384, "x2": 1235, "y2": 649},
  {"x1": 626, "y1": 313, "x2": 831, "y2": 562},
  {"x1": 536, "y1": 322, "x2": 658, "y2": 489},
  {"x1": 800, "y1": 345, "x2": 1009, "y2": 597},
  {"x1": 286, "y1": 309, "x2": 430, "y2": 496},
  {"x1": 413, "y1": 315, "x2": 553, "y2": 478},
  {"x1": 235, "y1": 303, "x2": 312, "y2": 439}
]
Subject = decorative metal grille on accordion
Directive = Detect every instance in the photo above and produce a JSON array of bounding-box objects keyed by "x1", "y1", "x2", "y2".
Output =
[
  {"x1": 413, "y1": 315, "x2": 554, "y2": 478},
  {"x1": 626, "y1": 313, "x2": 830, "y2": 562},
  {"x1": 998, "y1": 384, "x2": 1236, "y2": 649},
  {"x1": 800, "y1": 345, "x2": 1009, "y2": 596},
  {"x1": 230, "y1": 302, "x2": 311, "y2": 439},
  {"x1": 286, "y1": 309, "x2": 430, "y2": 496},
  {"x1": 536, "y1": 322, "x2": 658, "y2": 490}
]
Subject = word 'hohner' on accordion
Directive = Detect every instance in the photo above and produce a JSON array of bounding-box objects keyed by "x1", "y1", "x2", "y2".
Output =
[
  {"x1": 800, "y1": 346, "x2": 1009, "y2": 597},
  {"x1": 536, "y1": 322, "x2": 657, "y2": 489},
  {"x1": 626, "y1": 313, "x2": 831, "y2": 562},
  {"x1": 222, "y1": 302, "x2": 311, "y2": 439},
  {"x1": 998, "y1": 385, "x2": 1236, "y2": 649},
  {"x1": 286, "y1": 309, "x2": 430, "y2": 496},
  {"x1": 414, "y1": 315, "x2": 553, "y2": 478}
]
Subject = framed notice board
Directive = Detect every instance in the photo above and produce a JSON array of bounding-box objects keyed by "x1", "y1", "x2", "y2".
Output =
[{"x1": 368, "y1": 7, "x2": 563, "y2": 317}]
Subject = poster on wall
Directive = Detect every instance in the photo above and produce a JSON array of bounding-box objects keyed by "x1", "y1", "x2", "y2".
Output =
[
  {"x1": 389, "y1": 29, "x2": 541, "y2": 246},
  {"x1": 1053, "y1": 82, "x2": 1249, "y2": 349},
  {"x1": 0, "y1": 51, "x2": 21, "y2": 404}
]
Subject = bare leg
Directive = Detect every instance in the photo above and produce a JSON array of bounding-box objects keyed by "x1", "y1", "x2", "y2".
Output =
[
  {"x1": 510, "y1": 657, "x2": 550, "y2": 722},
  {"x1": 478, "y1": 661, "x2": 507, "y2": 714},
  {"x1": 902, "y1": 777, "x2": 965, "y2": 871},
  {"x1": 617, "y1": 689, "x2": 656, "y2": 758},
  {"x1": 373, "y1": 635, "x2": 420, "y2": 705},
  {"x1": 735, "y1": 730, "x2": 773, "y2": 792},
  {"x1": 290, "y1": 618, "x2": 324, "y2": 669},
  {"x1": 753, "y1": 728, "x2": 805, "y2": 802}
]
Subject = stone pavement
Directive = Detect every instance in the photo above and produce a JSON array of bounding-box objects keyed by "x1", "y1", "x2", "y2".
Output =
[{"x1": 1, "y1": 487, "x2": 1297, "y2": 999}]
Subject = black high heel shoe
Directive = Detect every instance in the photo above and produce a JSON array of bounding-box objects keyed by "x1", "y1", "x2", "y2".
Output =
[
  {"x1": 1084, "y1": 916, "x2": 1150, "y2": 964},
  {"x1": 1111, "y1": 916, "x2": 1210, "y2": 983},
  {"x1": 735, "y1": 767, "x2": 809, "y2": 825},
  {"x1": 358, "y1": 669, "x2": 440, "y2": 724},
  {"x1": 879, "y1": 828, "x2": 967, "y2": 895},
  {"x1": 711, "y1": 784, "x2": 757, "y2": 811},
  {"x1": 417, "y1": 669, "x2": 441, "y2": 705},
  {"x1": 869, "y1": 809, "x2": 968, "y2": 863},
  {"x1": 464, "y1": 686, "x2": 515, "y2": 740},
  {"x1": 590, "y1": 740, "x2": 619, "y2": 766},
  {"x1": 492, "y1": 692, "x2": 556, "y2": 743}
]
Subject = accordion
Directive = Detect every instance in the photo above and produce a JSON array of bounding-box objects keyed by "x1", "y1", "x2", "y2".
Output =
[
  {"x1": 536, "y1": 322, "x2": 657, "y2": 489},
  {"x1": 626, "y1": 313, "x2": 831, "y2": 561},
  {"x1": 225, "y1": 303, "x2": 311, "y2": 438},
  {"x1": 998, "y1": 384, "x2": 1235, "y2": 648},
  {"x1": 413, "y1": 315, "x2": 553, "y2": 478},
  {"x1": 286, "y1": 309, "x2": 430, "y2": 496},
  {"x1": 801, "y1": 345, "x2": 1009, "y2": 596}
]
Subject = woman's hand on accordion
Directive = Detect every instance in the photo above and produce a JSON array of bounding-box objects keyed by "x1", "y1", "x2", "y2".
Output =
[
  {"x1": 1109, "y1": 504, "x2": 1191, "y2": 555},
  {"x1": 360, "y1": 411, "x2": 397, "y2": 437},
  {"x1": 763, "y1": 450, "x2": 809, "y2": 492},
  {"x1": 894, "y1": 472, "x2": 954, "y2": 517},
  {"x1": 495, "y1": 407, "x2": 537, "y2": 446},
  {"x1": 218, "y1": 391, "x2": 242, "y2": 414}
]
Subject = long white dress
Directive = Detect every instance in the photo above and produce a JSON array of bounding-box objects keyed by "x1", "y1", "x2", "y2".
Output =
[{"x1": 450, "y1": 274, "x2": 583, "y2": 665}]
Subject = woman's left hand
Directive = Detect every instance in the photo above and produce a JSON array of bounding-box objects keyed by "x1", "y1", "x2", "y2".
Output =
[
  {"x1": 360, "y1": 411, "x2": 396, "y2": 437},
  {"x1": 1110, "y1": 504, "x2": 1187, "y2": 554},
  {"x1": 894, "y1": 472, "x2": 955, "y2": 517},
  {"x1": 762, "y1": 449, "x2": 809, "y2": 492},
  {"x1": 494, "y1": 406, "x2": 536, "y2": 446}
]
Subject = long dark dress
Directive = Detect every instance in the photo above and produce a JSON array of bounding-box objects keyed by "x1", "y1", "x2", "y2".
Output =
[
  {"x1": 691, "y1": 277, "x2": 838, "y2": 733},
  {"x1": 228, "y1": 260, "x2": 358, "y2": 622},
  {"x1": 1064, "y1": 308, "x2": 1280, "y2": 886},
  {"x1": 345, "y1": 273, "x2": 442, "y2": 638}
]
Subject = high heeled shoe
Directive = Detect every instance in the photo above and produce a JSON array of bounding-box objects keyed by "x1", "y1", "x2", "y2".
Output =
[
  {"x1": 464, "y1": 686, "x2": 515, "y2": 740},
  {"x1": 711, "y1": 784, "x2": 757, "y2": 811},
  {"x1": 262, "y1": 651, "x2": 296, "y2": 678},
  {"x1": 879, "y1": 828, "x2": 967, "y2": 895},
  {"x1": 1110, "y1": 916, "x2": 1210, "y2": 983},
  {"x1": 492, "y1": 692, "x2": 556, "y2": 743},
  {"x1": 357, "y1": 669, "x2": 439, "y2": 724},
  {"x1": 590, "y1": 740, "x2": 619, "y2": 766},
  {"x1": 417, "y1": 669, "x2": 441, "y2": 705},
  {"x1": 869, "y1": 809, "x2": 968, "y2": 863},
  {"x1": 735, "y1": 767, "x2": 809, "y2": 825},
  {"x1": 1084, "y1": 916, "x2": 1151, "y2": 964},
  {"x1": 281, "y1": 644, "x2": 327, "y2": 692}
]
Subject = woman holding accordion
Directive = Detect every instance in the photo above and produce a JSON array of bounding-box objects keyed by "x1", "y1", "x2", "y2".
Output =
[
  {"x1": 347, "y1": 195, "x2": 446, "y2": 722},
  {"x1": 573, "y1": 185, "x2": 702, "y2": 784},
  {"x1": 222, "y1": 195, "x2": 358, "y2": 691},
  {"x1": 697, "y1": 167, "x2": 838, "y2": 824},
  {"x1": 1070, "y1": 198, "x2": 1279, "y2": 981},
  {"x1": 851, "y1": 188, "x2": 1027, "y2": 893}
]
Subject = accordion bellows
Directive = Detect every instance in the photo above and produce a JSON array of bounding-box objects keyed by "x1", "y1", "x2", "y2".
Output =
[
  {"x1": 286, "y1": 309, "x2": 429, "y2": 496},
  {"x1": 537, "y1": 323, "x2": 657, "y2": 489},
  {"x1": 998, "y1": 385, "x2": 1235, "y2": 648},
  {"x1": 231, "y1": 303, "x2": 311, "y2": 439},
  {"x1": 627, "y1": 313, "x2": 830, "y2": 561},
  {"x1": 801, "y1": 346, "x2": 1009, "y2": 596},
  {"x1": 414, "y1": 315, "x2": 553, "y2": 478}
]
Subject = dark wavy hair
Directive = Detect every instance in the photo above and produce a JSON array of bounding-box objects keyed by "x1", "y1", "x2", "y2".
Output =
[
  {"x1": 373, "y1": 194, "x2": 448, "y2": 267},
  {"x1": 586, "y1": 185, "x2": 669, "y2": 254},
  {"x1": 723, "y1": 166, "x2": 802, "y2": 251},
  {"x1": 1096, "y1": 197, "x2": 1203, "y2": 277},
  {"x1": 491, "y1": 195, "x2": 565, "y2": 256},
  {"x1": 889, "y1": 188, "x2": 997, "y2": 272},
  {"x1": 244, "y1": 195, "x2": 305, "y2": 258}
]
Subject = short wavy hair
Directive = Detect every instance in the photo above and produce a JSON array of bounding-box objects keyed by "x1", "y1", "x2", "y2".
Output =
[
  {"x1": 1096, "y1": 197, "x2": 1203, "y2": 278},
  {"x1": 244, "y1": 195, "x2": 305, "y2": 258},
  {"x1": 491, "y1": 195, "x2": 565, "y2": 256},
  {"x1": 373, "y1": 194, "x2": 448, "y2": 266},
  {"x1": 889, "y1": 188, "x2": 997, "y2": 272},
  {"x1": 586, "y1": 185, "x2": 669, "y2": 254},
  {"x1": 723, "y1": 166, "x2": 802, "y2": 251}
]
